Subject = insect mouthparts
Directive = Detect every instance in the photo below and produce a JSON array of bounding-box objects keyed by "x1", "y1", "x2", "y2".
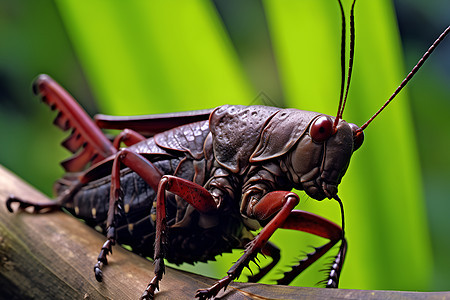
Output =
[{"x1": 322, "y1": 181, "x2": 338, "y2": 199}]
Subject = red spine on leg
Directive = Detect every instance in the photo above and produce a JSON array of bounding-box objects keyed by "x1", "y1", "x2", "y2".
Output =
[{"x1": 34, "y1": 74, "x2": 116, "y2": 172}]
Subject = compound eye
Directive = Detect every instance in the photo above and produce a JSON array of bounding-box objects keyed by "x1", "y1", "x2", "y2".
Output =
[{"x1": 310, "y1": 116, "x2": 333, "y2": 143}]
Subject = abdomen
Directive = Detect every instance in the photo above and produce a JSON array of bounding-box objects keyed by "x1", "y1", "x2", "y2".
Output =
[{"x1": 59, "y1": 157, "x2": 188, "y2": 258}]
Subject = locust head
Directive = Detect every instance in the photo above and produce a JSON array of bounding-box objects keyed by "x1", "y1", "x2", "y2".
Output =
[
  {"x1": 287, "y1": 115, "x2": 363, "y2": 200},
  {"x1": 247, "y1": 108, "x2": 363, "y2": 201}
]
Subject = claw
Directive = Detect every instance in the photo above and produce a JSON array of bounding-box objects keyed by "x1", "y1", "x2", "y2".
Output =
[
  {"x1": 194, "y1": 275, "x2": 232, "y2": 299},
  {"x1": 6, "y1": 195, "x2": 18, "y2": 213},
  {"x1": 140, "y1": 289, "x2": 155, "y2": 300},
  {"x1": 140, "y1": 291, "x2": 153, "y2": 300},
  {"x1": 140, "y1": 276, "x2": 160, "y2": 300},
  {"x1": 94, "y1": 264, "x2": 103, "y2": 282},
  {"x1": 195, "y1": 289, "x2": 213, "y2": 300},
  {"x1": 93, "y1": 239, "x2": 114, "y2": 283},
  {"x1": 6, "y1": 195, "x2": 33, "y2": 212},
  {"x1": 5, "y1": 195, "x2": 57, "y2": 213}
]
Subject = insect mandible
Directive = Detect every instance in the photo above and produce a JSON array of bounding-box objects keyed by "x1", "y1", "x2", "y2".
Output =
[{"x1": 5, "y1": 0, "x2": 450, "y2": 299}]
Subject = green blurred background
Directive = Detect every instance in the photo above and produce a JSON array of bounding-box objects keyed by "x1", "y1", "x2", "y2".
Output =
[{"x1": 0, "y1": 0, "x2": 449, "y2": 292}]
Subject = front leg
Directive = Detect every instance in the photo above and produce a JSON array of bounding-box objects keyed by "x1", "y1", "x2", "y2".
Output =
[
  {"x1": 277, "y1": 210, "x2": 346, "y2": 287},
  {"x1": 195, "y1": 190, "x2": 346, "y2": 299},
  {"x1": 246, "y1": 241, "x2": 280, "y2": 283},
  {"x1": 195, "y1": 191, "x2": 299, "y2": 299}
]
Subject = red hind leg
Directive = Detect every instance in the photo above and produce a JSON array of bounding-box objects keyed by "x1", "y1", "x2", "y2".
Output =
[
  {"x1": 33, "y1": 74, "x2": 116, "y2": 172},
  {"x1": 6, "y1": 195, "x2": 60, "y2": 213},
  {"x1": 6, "y1": 75, "x2": 115, "y2": 214}
]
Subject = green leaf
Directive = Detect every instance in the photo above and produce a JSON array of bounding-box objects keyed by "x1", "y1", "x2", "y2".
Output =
[
  {"x1": 54, "y1": 0, "x2": 432, "y2": 291},
  {"x1": 54, "y1": 0, "x2": 254, "y2": 115}
]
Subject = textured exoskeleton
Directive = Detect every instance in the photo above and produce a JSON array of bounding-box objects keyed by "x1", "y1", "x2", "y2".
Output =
[
  {"x1": 8, "y1": 4, "x2": 447, "y2": 299},
  {"x1": 7, "y1": 75, "x2": 358, "y2": 299}
]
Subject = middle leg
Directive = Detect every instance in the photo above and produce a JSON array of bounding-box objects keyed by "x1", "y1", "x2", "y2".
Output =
[
  {"x1": 141, "y1": 175, "x2": 219, "y2": 299},
  {"x1": 94, "y1": 148, "x2": 164, "y2": 281}
]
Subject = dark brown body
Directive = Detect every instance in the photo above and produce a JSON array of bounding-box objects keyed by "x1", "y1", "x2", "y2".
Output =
[
  {"x1": 58, "y1": 104, "x2": 349, "y2": 266},
  {"x1": 59, "y1": 120, "x2": 245, "y2": 265},
  {"x1": 7, "y1": 77, "x2": 352, "y2": 299}
]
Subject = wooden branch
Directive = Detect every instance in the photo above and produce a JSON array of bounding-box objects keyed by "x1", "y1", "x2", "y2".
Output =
[{"x1": 0, "y1": 165, "x2": 449, "y2": 299}]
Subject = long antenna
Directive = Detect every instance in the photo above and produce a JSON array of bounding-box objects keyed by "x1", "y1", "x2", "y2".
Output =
[
  {"x1": 334, "y1": 0, "x2": 358, "y2": 129},
  {"x1": 334, "y1": 0, "x2": 347, "y2": 129},
  {"x1": 358, "y1": 26, "x2": 450, "y2": 132},
  {"x1": 338, "y1": 0, "x2": 357, "y2": 121}
]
